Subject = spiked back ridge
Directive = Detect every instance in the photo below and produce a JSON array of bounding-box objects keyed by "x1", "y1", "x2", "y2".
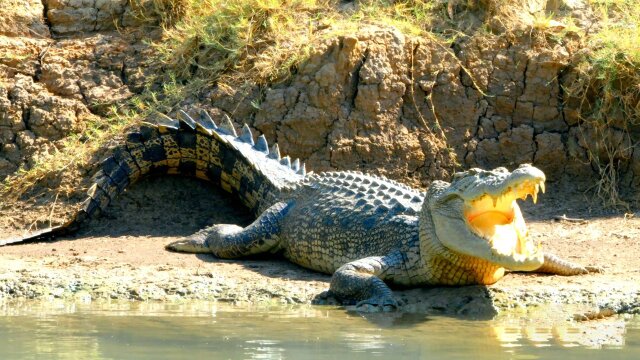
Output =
[{"x1": 304, "y1": 171, "x2": 424, "y2": 217}]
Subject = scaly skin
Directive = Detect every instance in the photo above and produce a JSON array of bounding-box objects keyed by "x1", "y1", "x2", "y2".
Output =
[{"x1": 1, "y1": 109, "x2": 601, "y2": 311}]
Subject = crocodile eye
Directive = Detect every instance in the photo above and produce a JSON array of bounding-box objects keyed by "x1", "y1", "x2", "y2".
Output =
[
  {"x1": 453, "y1": 168, "x2": 480, "y2": 180},
  {"x1": 452, "y1": 172, "x2": 466, "y2": 180}
]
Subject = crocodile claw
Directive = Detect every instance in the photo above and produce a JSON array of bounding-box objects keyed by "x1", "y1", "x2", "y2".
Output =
[
  {"x1": 166, "y1": 237, "x2": 210, "y2": 254},
  {"x1": 355, "y1": 296, "x2": 399, "y2": 312},
  {"x1": 585, "y1": 265, "x2": 605, "y2": 274}
]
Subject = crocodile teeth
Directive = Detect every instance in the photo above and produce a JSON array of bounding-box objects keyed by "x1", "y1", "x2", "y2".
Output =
[
  {"x1": 254, "y1": 135, "x2": 269, "y2": 154},
  {"x1": 492, "y1": 196, "x2": 498, "y2": 208},
  {"x1": 239, "y1": 124, "x2": 254, "y2": 145},
  {"x1": 539, "y1": 181, "x2": 545, "y2": 194},
  {"x1": 177, "y1": 110, "x2": 196, "y2": 130},
  {"x1": 268, "y1": 143, "x2": 281, "y2": 160},
  {"x1": 220, "y1": 114, "x2": 237, "y2": 136},
  {"x1": 292, "y1": 158, "x2": 300, "y2": 172},
  {"x1": 533, "y1": 185, "x2": 538, "y2": 204}
]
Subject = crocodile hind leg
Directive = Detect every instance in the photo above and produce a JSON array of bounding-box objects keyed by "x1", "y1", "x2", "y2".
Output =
[
  {"x1": 166, "y1": 202, "x2": 290, "y2": 258},
  {"x1": 329, "y1": 252, "x2": 405, "y2": 312},
  {"x1": 534, "y1": 253, "x2": 603, "y2": 275}
]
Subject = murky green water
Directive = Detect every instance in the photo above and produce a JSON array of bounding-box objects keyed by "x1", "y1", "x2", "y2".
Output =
[{"x1": 0, "y1": 301, "x2": 638, "y2": 359}]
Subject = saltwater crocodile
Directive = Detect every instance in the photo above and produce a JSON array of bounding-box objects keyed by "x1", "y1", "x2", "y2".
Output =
[{"x1": 2, "y1": 109, "x2": 600, "y2": 311}]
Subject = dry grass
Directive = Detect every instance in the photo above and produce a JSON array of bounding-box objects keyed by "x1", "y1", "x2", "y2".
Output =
[
  {"x1": 562, "y1": 0, "x2": 640, "y2": 207},
  {"x1": 150, "y1": 0, "x2": 448, "y2": 87},
  {"x1": 0, "y1": 77, "x2": 202, "y2": 202}
]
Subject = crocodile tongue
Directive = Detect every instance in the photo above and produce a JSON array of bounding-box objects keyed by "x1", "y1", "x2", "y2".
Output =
[{"x1": 464, "y1": 176, "x2": 545, "y2": 267}]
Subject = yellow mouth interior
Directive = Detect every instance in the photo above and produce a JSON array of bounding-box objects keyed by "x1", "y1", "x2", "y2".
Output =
[{"x1": 464, "y1": 180, "x2": 544, "y2": 258}]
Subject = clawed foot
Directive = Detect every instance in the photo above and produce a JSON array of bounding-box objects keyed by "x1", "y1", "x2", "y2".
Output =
[
  {"x1": 166, "y1": 236, "x2": 210, "y2": 254},
  {"x1": 355, "y1": 296, "x2": 399, "y2": 313},
  {"x1": 312, "y1": 290, "x2": 341, "y2": 306}
]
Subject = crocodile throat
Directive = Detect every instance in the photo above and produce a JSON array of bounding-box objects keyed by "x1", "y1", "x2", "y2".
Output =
[{"x1": 464, "y1": 177, "x2": 545, "y2": 261}]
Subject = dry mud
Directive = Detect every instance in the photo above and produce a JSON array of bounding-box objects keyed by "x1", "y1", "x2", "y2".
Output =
[{"x1": 1, "y1": 176, "x2": 638, "y2": 318}]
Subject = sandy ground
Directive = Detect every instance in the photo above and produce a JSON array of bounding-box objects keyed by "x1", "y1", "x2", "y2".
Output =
[{"x1": 0, "y1": 176, "x2": 639, "y2": 318}]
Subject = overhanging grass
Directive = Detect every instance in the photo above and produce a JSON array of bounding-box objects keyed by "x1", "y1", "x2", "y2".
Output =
[
  {"x1": 0, "y1": 78, "x2": 202, "y2": 201},
  {"x1": 562, "y1": 0, "x2": 640, "y2": 207}
]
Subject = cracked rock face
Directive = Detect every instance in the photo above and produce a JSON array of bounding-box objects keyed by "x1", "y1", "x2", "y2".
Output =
[
  {"x1": 45, "y1": 0, "x2": 149, "y2": 34},
  {"x1": 213, "y1": 27, "x2": 457, "y2": 188},
  {"x1": 205, "y1": 26, "x2": 639, "y2": 191},
  {"x1": 0, "y1": 0, "x2": 158, "y2": 180}
]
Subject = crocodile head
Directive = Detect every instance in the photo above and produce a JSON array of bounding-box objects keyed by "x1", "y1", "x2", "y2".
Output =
[{"x1": 423, "y1": 164, "x2": 546, "y2": 275}]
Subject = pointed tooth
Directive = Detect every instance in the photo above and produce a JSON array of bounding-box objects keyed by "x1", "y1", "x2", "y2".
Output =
[
  {"x1": 280, "y1": 156, "x2": 291, "y2": 168},
  {"x1": 239, "y1": 124, "x2": 254, "y2": 145},
  {"x1": 220, "y1": 114, "x2": 237, "y2": 136},
  {"x1": 532, "y1": 190, "x2": 538, "y2": 204},
  {"x1": 177, "y1": 110, "x2": 196, "y2": 130},
  {"x1": 297, "y1": 163, "x2": 306, "y2": 176},
  {"x1": 268, "y1": 143, "x2": 281, "y2": 160},
  {"x1": 540, "y1": 181, "x2": 545, "y2": 194},
  {"x1": 254, "y1": 135, "x2": 269, "y2": 154},
  {"x1": 292, "y1": 158, "x2": 300, "y2": 172},
  {"x1": 492, "y1": 196, "x2": 498, "y2": 207}
]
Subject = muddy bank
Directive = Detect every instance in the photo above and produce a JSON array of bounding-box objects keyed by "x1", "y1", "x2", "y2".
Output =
[{"x1": 1, "y1": 176, "x2": 638, "y2": 318}]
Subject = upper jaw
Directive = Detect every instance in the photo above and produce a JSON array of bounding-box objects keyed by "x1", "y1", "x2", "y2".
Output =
[{"x1": 459, "y1": 164, "x2": 546, "y2": 205}]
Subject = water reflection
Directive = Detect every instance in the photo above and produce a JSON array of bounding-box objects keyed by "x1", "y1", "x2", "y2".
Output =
[
  {"x1": 0, "y1": 300, "x2": 636, "y2": 359},
  {"x1": 492, "y1": 312, "x2": 627, "y2": 349}
]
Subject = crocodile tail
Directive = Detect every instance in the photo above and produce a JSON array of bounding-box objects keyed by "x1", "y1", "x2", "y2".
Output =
[{"x1": 2, "y1": 109, "x2": 306, "y2": 245}]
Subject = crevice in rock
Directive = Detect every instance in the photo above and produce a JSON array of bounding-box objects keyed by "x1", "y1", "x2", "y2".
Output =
[
  {"x1": 34, "y1": 46, "x2": 48, "y2": 82},
  {"x1": 93, "y1": 0, "x2": 99, "y2": 32},
  {"x1": 120, "y1": 60, "x2": 127, "y2": 85},
  {"x1": 77, "y1": 80, "x2": 89, "y2": 105},
  {"x1": 249, "y1": 85, "x2": 268, "y2": 124},
  {"x1": 41, "y1": 0, "x2": 53, "y2": 35},
  {"x1": 21, "y1": 107, "x2": 31, "y2": 129},
  {"x1": 557, "y1": 65, "x2": 569, "y2": 128},
  {"x1": 521, "y1": 58, "x2": 529, "y2": 97},
  {"x1": 347, "y1": 47, "x2": 369, "y2": 111}
]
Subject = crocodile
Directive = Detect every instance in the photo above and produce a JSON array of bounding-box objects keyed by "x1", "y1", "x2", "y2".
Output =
[{"x1": 2, "y1": 109, "x2": 600, "y2": 311}]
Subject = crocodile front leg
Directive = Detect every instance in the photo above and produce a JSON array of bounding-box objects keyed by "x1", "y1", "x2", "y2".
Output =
[
  {"x1": 329, "y1": 252, "x2": 405, "y2": 312},
  {"x1": 534, "y1": 253, "x2": 603, "y2": 275},
  {"x1": 166, "y1": 201, "x2": 291, "y2": 257}
]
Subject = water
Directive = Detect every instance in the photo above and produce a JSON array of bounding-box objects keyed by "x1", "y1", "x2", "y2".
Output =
[{"x1": 0, "y1": 301, "x2": 638, "y2": 359}]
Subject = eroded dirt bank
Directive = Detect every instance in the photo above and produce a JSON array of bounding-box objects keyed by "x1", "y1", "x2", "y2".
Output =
[
  {"x1": 2, "y1": 1, "x2": 639, "y2": 191},
  {"x1": 1, "y1": 177, "x2": 638, "y2": 318}
]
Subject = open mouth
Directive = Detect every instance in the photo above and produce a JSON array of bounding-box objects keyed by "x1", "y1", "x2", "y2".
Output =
[{"x1": 464, "y1": 178, "x2": 545, "y2": 261}]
